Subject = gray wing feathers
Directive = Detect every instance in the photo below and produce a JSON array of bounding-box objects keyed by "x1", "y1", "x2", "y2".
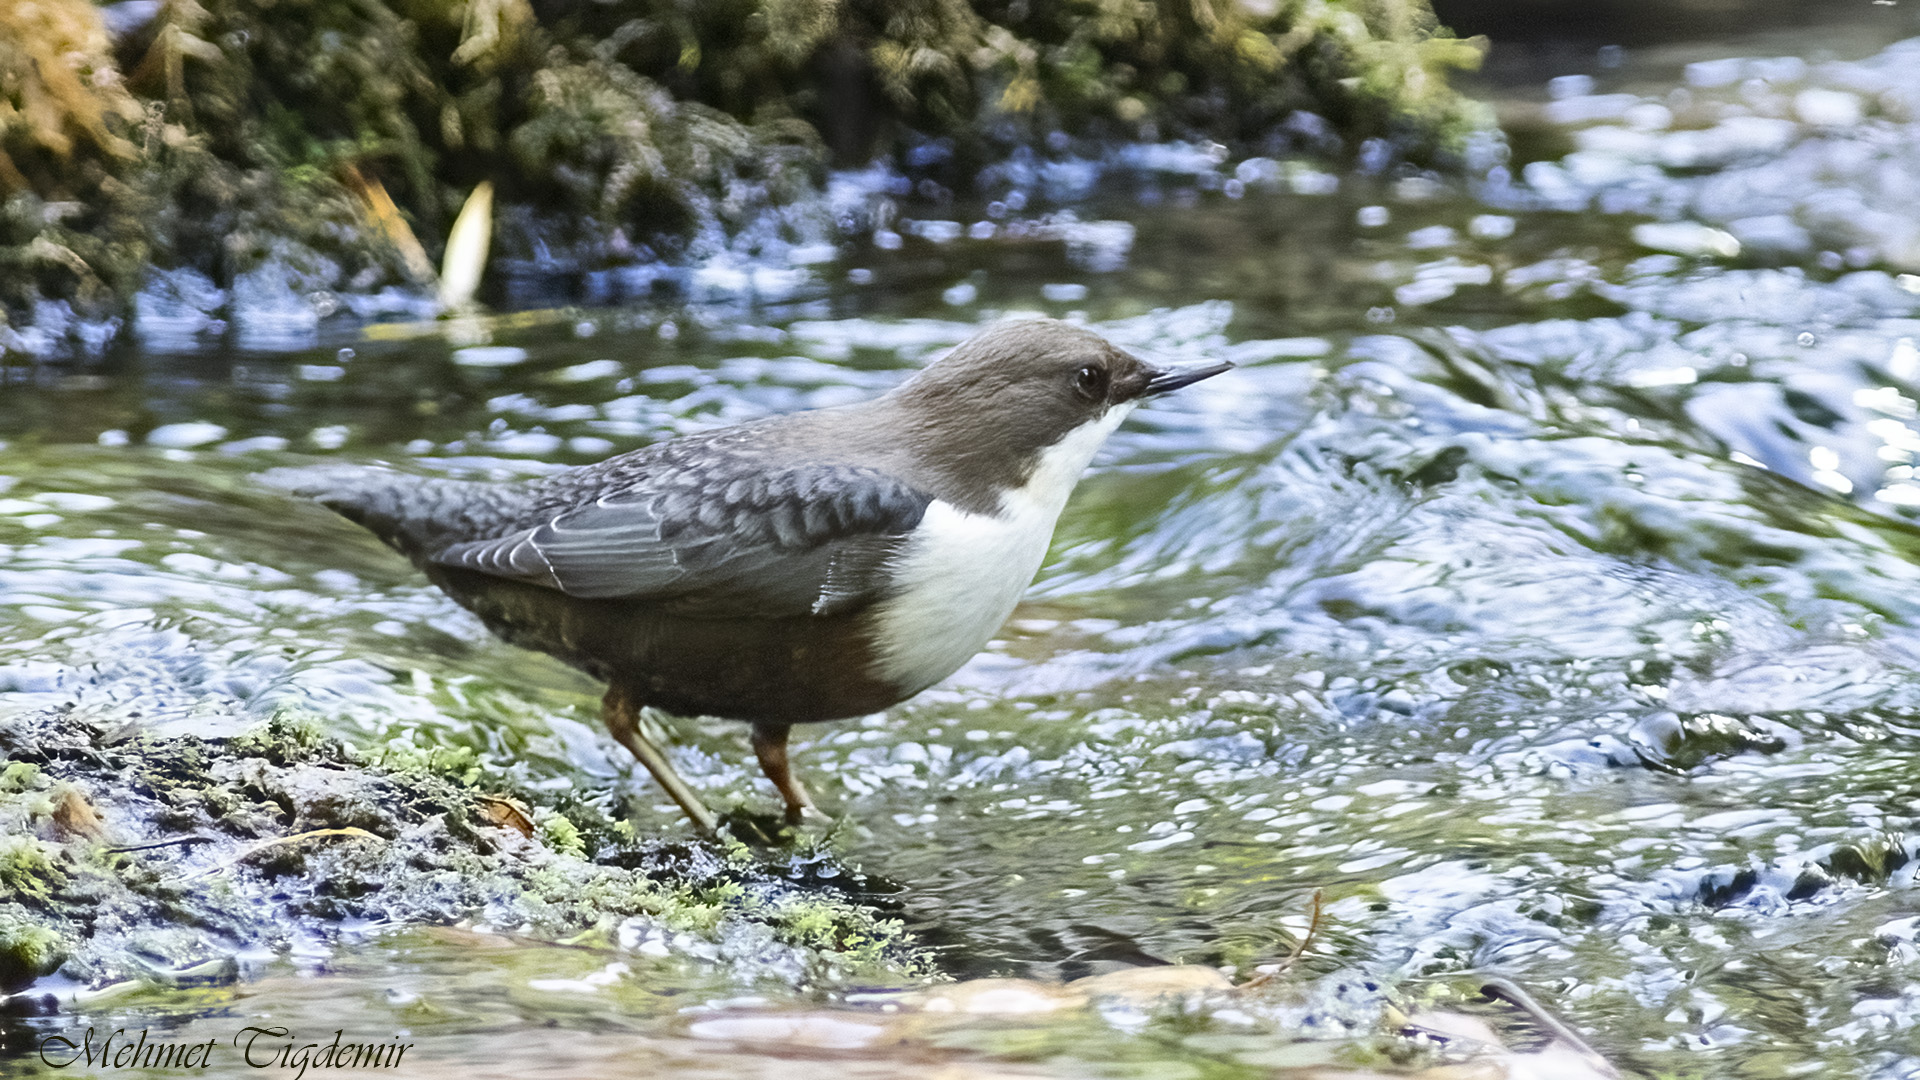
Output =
[{"x1": 431, "y1": 463, "x2": 930, "y2": 615}]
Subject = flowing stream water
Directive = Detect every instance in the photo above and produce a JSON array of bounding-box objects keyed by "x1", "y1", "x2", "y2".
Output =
[{"x1": 12, "y1": 12, "x2": 1920, "y2": 1079}]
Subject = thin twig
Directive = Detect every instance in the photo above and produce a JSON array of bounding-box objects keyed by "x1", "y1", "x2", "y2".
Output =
[
  {"x1": 180, "y1": 827, "x2": 380, "y2": 881},
  {"x1": 1242, "y1": 887, "x2": 1324, "y2": 990},
  {"x1": 105, "y1": 835, "x2": 218, "y2": 854}
]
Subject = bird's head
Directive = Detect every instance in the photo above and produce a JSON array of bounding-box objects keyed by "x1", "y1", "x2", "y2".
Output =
[{"x1": 883, "y1": 318, "x2": 1231, "y2": 509}]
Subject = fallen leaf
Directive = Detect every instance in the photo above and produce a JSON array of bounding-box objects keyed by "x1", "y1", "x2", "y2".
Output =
[
  {"x1": 476, "y1": 795, "x2": 534, "y2": 838},
  {"x1": 49, "y1": 785, "x2": 106, "y2": 841}
]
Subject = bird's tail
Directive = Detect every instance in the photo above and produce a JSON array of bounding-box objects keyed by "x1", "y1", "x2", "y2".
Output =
[{"x1": 256, "y1": 464, "x2": 500, "y2": 561}]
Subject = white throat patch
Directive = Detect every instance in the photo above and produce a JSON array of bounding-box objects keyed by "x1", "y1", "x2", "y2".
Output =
[{"x1": 870, "y1": 401, "x2": 1137, "y2": 693}]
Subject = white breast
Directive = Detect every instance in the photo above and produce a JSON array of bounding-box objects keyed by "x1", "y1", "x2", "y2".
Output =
[{"x1": 869, "y1": 402, "x2": 1136, "y2": 693}]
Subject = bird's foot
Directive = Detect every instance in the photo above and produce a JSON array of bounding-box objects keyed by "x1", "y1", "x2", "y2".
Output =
[
  {"x1": 786, "y1": 803, "x2": 834, "y2": 828},
  {"x1": 715, "y1": 804, "x2": 836, "y2": 848}
]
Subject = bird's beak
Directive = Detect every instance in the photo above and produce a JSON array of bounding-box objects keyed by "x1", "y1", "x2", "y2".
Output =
[{"x1": 1141, "y1": 357, "x2": 1234, "y2": 396}]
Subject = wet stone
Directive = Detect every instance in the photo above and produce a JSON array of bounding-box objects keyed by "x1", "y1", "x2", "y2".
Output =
[{"x1": 0, "y1": 712, "x2": 934, "y2": 999}]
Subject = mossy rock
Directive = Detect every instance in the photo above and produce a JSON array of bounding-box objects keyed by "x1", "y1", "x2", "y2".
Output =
[
  {"x1": 0, "y1": 711, "x2": 933, "y2": 996},
  {"x1": 0, "y1": 911, "x2": 68, "y2": 993},
  {"x1": 0, "y1": 0, "x2": 1490, "y2": 348}
]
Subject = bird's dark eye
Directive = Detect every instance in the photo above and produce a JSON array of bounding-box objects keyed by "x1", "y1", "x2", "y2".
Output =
[{"x1": 1073, "y1": 364, "x2": 1107, "y2": 401}]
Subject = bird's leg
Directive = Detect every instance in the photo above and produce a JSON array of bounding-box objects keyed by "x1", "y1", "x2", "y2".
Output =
[
  {"x1": 750, "y1": 721, "x2": 825, "y2": 825},
  {"x1": 601, "y1": 685, "x2": 719, "y2": 837}
]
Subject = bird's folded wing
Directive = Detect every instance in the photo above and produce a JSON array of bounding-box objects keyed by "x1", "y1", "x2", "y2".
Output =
[{"x1": 429, "y1": 463, "x2": 932, "y2": 618}]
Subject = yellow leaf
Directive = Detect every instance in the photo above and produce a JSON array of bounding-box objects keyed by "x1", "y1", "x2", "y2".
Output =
[{"x1": 998, "y1": 75, "x2": 1040, "y2": 114}]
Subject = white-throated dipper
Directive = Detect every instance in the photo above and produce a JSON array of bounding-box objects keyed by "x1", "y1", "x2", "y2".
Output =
[{"x1": 277, "y1": 319, "x2": 1229, "y2": 835}]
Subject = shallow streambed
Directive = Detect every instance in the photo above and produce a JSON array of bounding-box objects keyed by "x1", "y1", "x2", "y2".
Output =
[{"x1": 13, "y1": 22, "x2": 1920, "y2": 1080}]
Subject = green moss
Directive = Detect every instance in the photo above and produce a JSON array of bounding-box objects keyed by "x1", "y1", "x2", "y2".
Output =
[
  {"x1": 227, "y1": 713, "x2": 331, "y2": 763},
  {"x1": 761, "y1": 891, "x2": 916, "y2": 970},
  {"x1": 0, "y1": 908, "x2": 69, "y2": 992},
  {"x1": 376, "y1": 736, "x2": 482, "y2": 784},
  {"x1": 774, "y1": 900, "x2": 839, "y2": 948},
  {"x1": 536, "y1": 812, "x2": 588, "y2": 858},
  {"x1": 0, "y1": 761, "x2": 43, "y2": 793},
  {"x1": 0, "y1": 835, "x2": 65, "y2": 904}
]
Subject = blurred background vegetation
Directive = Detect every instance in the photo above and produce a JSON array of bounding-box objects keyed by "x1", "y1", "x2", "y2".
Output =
[{"x1": 0, "y1": 0, "x2": 1489, "y2": 339}]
